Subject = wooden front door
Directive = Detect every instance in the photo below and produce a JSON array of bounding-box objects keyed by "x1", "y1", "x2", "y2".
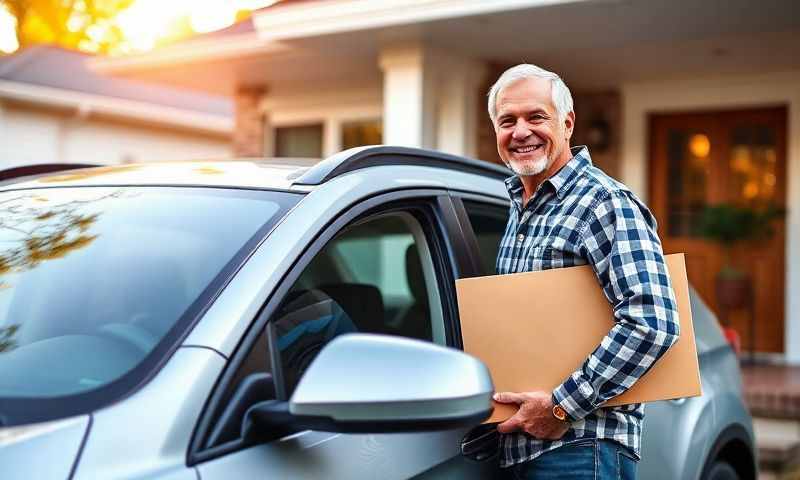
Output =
[{"x1": 649, "y1": 107, "x2": 787, "y2": 353}]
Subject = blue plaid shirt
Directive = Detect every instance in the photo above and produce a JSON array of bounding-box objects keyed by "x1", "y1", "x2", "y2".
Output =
[{"x1": 496, "y1": 146, "x2": 680, "y2": 468}]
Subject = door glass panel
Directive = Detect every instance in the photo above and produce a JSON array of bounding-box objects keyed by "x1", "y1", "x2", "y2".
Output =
[
  {"x1": 341, "y1": 119, "x2": 382, "y2": 150},
  {"x1": 271, "y1": 213, "x2": 445, "y2": 396},
  {"x1": 275, "y1": 124, "x2": 323, "y2": 158},
  {"x1": 666, "y1": 130, "x2": 711, "y2": 237},
  {"x1": 728, "y1": 125, "x2": 777, "y2": 206},
  {"x1": 462, "y1": 200, "x2": 509, "y2": 275}
]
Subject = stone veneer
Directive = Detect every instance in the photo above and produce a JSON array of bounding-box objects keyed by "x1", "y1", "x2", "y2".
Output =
[{"x1": 233, "y1": 86, "x2": 266, "y2": 157}]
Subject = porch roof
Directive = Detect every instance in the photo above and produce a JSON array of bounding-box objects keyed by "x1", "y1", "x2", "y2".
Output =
[{"x1": 92, "y1": 0, "x2": 800, "y2": 94}]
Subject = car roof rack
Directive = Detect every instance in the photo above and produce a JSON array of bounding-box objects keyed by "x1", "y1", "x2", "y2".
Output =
[{"x1": 291, "y1": 145, "x2": 511, "y2": 186}]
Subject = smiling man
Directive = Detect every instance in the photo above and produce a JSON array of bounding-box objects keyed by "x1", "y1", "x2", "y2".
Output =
[{"x1": 488, "y1": 64, "x2": 680, "y2": 480}]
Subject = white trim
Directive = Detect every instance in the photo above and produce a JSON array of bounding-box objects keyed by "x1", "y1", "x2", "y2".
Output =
[
  {"x1": 259, "y1": 86, "x2": 381, "y2": 112},
  {"x1": 0, "y1": 80, "x2": 233, "y2": 135},
  {"x1": 254, "y1": 0, "x2": 588, "y2": 41},
  {"x1": 621, "y1": 70, "x2": 800, "y2": 363},
  {"x1": 261, "y1": 86, "x2": 382, "y2": 157},
  {"x1": 90, "y1": 33, "x2": 292, "y2": 73}
]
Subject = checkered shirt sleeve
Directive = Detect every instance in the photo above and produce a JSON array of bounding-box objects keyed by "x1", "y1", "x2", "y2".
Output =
[{"x1": 551, "y1": 190, "x2": 681, "y2": 421}]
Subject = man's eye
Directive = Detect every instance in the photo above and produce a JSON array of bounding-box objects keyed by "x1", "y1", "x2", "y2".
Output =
[{"x1": 529, "y1": 115, "x2": 544, "y2": 121}]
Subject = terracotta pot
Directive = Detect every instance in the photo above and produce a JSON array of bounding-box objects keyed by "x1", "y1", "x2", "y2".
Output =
[{"x1": 715, "y1": 275, "x2": 752, "y2": 311}]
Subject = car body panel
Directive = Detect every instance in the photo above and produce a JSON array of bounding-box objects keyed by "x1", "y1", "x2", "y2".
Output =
[
  {"x1": 689, "y1": 287, "x2": 730, "y2": 355},
  {"x1": 198, "y1": 428, "x2": 493, "y2": 480},
  {"x1": 0, "y1": 415, "x2": 89, "y2": 480},
  {"x1": 72, "y1": 347, "x2": 223, "y2": 480}
]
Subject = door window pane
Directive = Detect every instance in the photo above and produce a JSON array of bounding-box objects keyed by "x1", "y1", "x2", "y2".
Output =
[
  {"x1": 667, "y1": 130, "x2": 711, "y2": 237},
  {"x1": 728, "y1": 125, "x2": 778, "y2": 206},
  {"x1": 341, "y1": 119, "x2": 382, "y2": 150},
  {"x1": 275, "y1": 124, "x2": 323, "y2": 158},
  {"x1": 462, "y1": 200, "x2": 509, "y2": 275},
  {"x1": 271, "y1": 213, "x2": 444, "y2": 396}
]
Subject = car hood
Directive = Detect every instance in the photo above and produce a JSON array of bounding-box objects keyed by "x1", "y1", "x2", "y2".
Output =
[{"x1": 0, "y1": 415, "x2": 90, "y2": 479}]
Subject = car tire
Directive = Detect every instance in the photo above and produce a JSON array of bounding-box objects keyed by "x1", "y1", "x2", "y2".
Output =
[{"x1": 703, "y1": 460, "x2": 740, "y2": 480}]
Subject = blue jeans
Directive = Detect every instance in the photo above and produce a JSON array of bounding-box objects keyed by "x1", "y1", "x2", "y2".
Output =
[{"x1": 504, "y1": 440, "x2": 638, "y2": 480}]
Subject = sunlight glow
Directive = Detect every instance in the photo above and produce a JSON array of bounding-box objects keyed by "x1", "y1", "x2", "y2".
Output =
[
  {"x1": 116, "y1": 0, "x2": 277, "y2": 52},
  {"x1": 0, "y1": 4, "x2": 18, "y2": 53},
  {"x1": 0, "y1": 0, "x2": 278, "y2": 55}
]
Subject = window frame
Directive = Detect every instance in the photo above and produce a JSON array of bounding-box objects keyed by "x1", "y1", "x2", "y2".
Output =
[
  {"x1": 189, "y1": 189, "x2": 466, "y2": 465},
  {"x1": 448, "y1": 193, "x2": 511, "y2": 277},
  {"x1": 455, "y1": 196, "x2": 514, "y2": 277},
  {"x1": 268, "y1": 209, "x2": 448, "y2": 399}
]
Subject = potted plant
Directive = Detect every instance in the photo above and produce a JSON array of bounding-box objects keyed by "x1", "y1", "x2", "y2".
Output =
[{"x1": 696, "y1": 203, "x2": 785, "y2": 316}]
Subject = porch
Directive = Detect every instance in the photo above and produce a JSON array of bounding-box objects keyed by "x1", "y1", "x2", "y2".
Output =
[{"x1": 742, "y1": 362, "x2": 800, "y2": 478}]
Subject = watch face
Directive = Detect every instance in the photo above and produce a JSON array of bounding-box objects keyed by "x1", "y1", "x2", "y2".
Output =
[{"x1": 553, "y1": 405, "x2": 567, "y2": 421}]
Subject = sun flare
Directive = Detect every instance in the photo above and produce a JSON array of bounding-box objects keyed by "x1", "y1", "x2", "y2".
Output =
[{"x1": 0, "y1": 0, "x2": 278, "y2": 55}]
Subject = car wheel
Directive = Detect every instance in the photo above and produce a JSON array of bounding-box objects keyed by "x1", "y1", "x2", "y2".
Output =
[{"x1": 703, "y1": 460, "x2": 740, "y2": 480}]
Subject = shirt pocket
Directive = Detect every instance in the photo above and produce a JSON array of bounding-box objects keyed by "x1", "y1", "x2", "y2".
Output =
[
  {"x1": 524, "y1": 246, "x2": 553, "y2": 271},
  {"x1": 525, "y1": 246, "x2": 587, "y2": 271}
]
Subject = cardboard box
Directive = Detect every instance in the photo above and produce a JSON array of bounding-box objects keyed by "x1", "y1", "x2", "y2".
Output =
[{"x1": 456, "y1": 253, "x2": 701, "y2": 423}]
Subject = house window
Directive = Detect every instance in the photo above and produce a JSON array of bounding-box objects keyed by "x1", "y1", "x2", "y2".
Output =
[
  {"x1": 341, "y1": 119, "x2": 382, "y2": 150},
  {"x1": 275, "y1": 124, "x2": 323, "y2": 158}
]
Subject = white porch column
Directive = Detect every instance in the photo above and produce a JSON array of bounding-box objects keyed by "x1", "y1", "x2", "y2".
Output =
[
  {"x1": 379, "y1": 44, "x2": 438, "y2": 149},
  {"x1": 436, "y1": 58, "x2": 487, "y2": 158},
  {"x1": 0, "y1": 101, "x2": 5, "y2": 164}
]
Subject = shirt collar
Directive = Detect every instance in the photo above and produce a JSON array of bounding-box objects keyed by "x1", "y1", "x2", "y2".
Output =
[{"x1": 504, "y1": 145, "x2": 592, "y2": 202}]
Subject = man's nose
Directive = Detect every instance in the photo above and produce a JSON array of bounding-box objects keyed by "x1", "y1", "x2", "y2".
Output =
[{"x1": 511, "y1": 120, "x2": 531, "y2": 141}]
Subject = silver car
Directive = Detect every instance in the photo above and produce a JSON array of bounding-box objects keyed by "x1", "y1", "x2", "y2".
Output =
[{"x1": 0, "y1": 146, "x2": 755, "y2": 479}]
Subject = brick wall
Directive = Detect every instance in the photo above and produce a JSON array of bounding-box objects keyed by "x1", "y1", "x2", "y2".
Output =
[
  {"x1": 233, "y1": 86, "x2": 266, "y2": 157},
  {"x1": 476, "y1": 63, "x2": 507, "y2": 165}
]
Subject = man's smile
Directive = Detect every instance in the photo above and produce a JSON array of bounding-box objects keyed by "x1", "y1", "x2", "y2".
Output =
[{"x1": 510, "y1": 143, "x2": 544, "y2": 154}]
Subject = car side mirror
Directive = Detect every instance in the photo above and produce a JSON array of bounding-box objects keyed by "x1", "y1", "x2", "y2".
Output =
[{"x1": 245, "y1": 333, "x2": 494, "y2": 435}]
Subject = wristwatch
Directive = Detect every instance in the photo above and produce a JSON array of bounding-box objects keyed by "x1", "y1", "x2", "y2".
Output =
[{"x1": 552, "y1": 404, "x2": 568, "y2": 422}]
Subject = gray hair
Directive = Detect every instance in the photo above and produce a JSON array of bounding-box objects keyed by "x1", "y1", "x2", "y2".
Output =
[{"x1": 487, "y1": 64, "x2": 574, "y2": 124}]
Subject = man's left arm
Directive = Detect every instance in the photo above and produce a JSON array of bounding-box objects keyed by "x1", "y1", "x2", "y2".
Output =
[{"x1": 551, "y1": 190, "x2": 680, "y2": 422}]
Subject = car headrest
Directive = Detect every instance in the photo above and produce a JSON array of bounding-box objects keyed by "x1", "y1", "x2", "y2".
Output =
[{"x1": 405, "y1": 244, "x2": 428, "y2": 305}]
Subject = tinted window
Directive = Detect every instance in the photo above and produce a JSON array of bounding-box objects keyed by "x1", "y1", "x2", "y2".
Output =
[
  {"x1": 462, "y1": 200, "x2": 509, "y2": 275},
  {"x1": 0, "y1": 187, "x2": 294, "y2": 402},
  {"x1": 271, "y1": 212, "x2": 445, "y2": 396}
]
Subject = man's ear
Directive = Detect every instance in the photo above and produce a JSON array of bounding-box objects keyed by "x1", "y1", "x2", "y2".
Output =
[{"x1": 564, "y1": 111, "x2": 575, "y2": 140}]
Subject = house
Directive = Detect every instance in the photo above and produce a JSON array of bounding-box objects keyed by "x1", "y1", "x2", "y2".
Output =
[
  {"x1": 92, "y1": 0, "x2": 800, "y2": 362},
  {"x1": 0, "y1": 45, "x2": 233, "y2": 169}
]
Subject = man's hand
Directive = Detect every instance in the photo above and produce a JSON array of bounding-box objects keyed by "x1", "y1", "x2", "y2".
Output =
[{"x1": 493, "y1": 391, "x2": 570, "y2": 439}]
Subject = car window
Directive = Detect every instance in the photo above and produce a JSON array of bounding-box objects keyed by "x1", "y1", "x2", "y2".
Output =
[
  {"x1": 461, "y1": 200, "x2": 509, "y2": 275},
  {"x1": 0, "y1": 187, "x2": 298, "y2": 424},
  {"x1": 272, "y1": 212, "x2": 446, "y2": 397}
]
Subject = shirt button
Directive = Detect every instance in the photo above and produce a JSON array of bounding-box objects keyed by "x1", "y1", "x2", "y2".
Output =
[{"x1": 516, "y1": 233, "x2": 525, "y2": 242}]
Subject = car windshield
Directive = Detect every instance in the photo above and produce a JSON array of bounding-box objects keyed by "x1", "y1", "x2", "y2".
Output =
[{"x1": 0, "y1": 186, "x2": 297, "y2": 405}]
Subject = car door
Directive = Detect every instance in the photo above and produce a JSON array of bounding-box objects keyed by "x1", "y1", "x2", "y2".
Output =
[{"x1": 192, "y1": 191, "x2": 496, "y2": 479}]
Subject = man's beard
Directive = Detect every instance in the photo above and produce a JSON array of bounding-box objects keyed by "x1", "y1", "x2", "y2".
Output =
[
  {"x1": 505, "y1": 154, "x2": 551, "y2": 176},
  {"x1": 504, "y1": 142, "x2": 562, "y2": 176}
]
